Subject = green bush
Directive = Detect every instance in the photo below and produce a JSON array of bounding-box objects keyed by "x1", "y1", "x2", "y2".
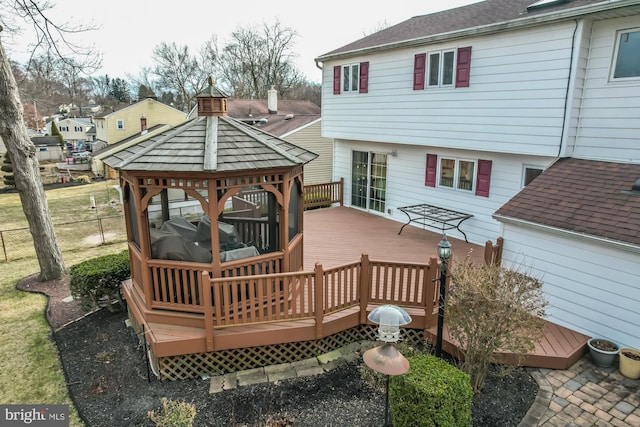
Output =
[
  {"x1": 69, "y1": 250, "x2": 130, "y2": 312},
  {"x1": 390, "y1": 354, "x2": 473, "y2": 427},
  {"x1": 148, "y1": 398, "x2": 196, "y2": 427}
]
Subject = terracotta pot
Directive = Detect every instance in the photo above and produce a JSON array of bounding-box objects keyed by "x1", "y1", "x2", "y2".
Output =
[
  {"x1": 619, "y1": 348, "x2": 640, "y2": 379},
  {"x1": 587, "y1": 338, "x2": 619, "y2": 368}
]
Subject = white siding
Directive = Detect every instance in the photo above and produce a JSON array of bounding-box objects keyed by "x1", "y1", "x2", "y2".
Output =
[
  {"x1": 501, "y1": 223, "x2": 640, "y2": 349},
  {"x1": 334, "y1": 139, "x2": 555, "y2": 245},
  {"x1": 575, "y1": 16, "x2": 640, "y2": 162},
  {"x1": 322, "y1": 22, "x2": 579, "y2": 157}
]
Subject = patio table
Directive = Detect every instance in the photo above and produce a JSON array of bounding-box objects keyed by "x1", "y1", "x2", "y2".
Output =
[{"x1": 397, "y1": 203, "x2": 473, "y2": 242}]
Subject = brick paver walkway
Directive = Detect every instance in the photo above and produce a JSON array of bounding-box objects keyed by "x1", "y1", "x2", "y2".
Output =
[{"x1": 525, "y1": 355, "x2": 640, "y2": 426}]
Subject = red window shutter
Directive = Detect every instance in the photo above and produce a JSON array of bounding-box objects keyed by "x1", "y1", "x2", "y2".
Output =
[
  {"x1": 359, "y1": 62, "x2": 369, "y2": 93},
  {"x1": 333, "y1": 65, "x2": 341, "y2": 94},
  {"x1": 414, "y1": 53, "x2": 426, "y2": 90},
  {"x1": 475, "y1": 159, "x2": 492, "y2": 197},
  {"x1": 455, "y1": 46, "x2": 472, "y2": 88},
  {"x1": 425, "y1": 154, "x2": 437, "y2": 187}
]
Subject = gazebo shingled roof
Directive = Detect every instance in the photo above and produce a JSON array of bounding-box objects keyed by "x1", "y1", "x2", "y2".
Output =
[{"x1": 102, "y1": 115, "x2": 318, "y2": 172}]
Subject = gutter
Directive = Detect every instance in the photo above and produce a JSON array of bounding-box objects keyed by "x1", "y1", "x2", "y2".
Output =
[
  {"x1": 493, "y1": 214, "x2": 640, "y2": 255},
  {"x1": 315, "y1": 0, "x2": 640, "y2": 62}
]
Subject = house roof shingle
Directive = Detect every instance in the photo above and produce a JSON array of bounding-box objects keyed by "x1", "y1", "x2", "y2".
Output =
[
  {"x1": 316, "y1": 0, "x2": 632, "y2": 60},
  {"x1": 226, "y1": 99, "x2": 320, "y2": 137},
  {"x1": 494, "y1": 158, "x2": 640, "y2": 247}
]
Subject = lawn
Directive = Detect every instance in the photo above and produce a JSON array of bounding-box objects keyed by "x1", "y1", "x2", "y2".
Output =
[{"x1": 0, "y1": 181, "x2": 128, "y2": 427}]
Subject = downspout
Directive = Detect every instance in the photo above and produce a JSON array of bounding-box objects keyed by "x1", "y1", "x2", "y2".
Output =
[
  {"x1": 315, "y1": 60, "x2": 323, "y2": 70},
  {"x1": 558, "y1": 19, "x2": 579, "y2": 158}
]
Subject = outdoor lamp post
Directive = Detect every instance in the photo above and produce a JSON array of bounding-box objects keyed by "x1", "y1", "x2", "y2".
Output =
[
  {"x1": 435, "y1": 233, "x2": 452, "y2": 358},
  {"x1": 363, "y1": 305, "x2": 412, "y2": 427}
]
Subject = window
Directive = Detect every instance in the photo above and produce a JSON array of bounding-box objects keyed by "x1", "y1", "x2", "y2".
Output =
[
  {"x1": 333, "y1": 62, "x2": 369, "y2": 94},
  {"x1": 439, "y1": 157, "x2": 475, "y2": 191},
  {"x1": 59, "y1": 126, "x2": 69, "y2": 132},
  {"x1": 116, "y1": 119, "x2": 125, "y2": 130},
  {"x1": 523, "y1": 166, "x2": 543, "y2": 186},
  {"x1": 425, "y1": 154, "x2": 492, "y2": 197},
  {"x1": 343, "y1": 63, "x2": 359, "y2": 92},
  {"x1": 611, "y1": 29, "x2": 640, "y2": 80},
  {"x1": 74, "y1": 126, "x2": 83, "y2": 132},
  {"x1": 428, "y1": 50, "x2": 455, "y2": 87},
  {"x1": 414, "y1": 47, "x2": 471, "y2": 90}
]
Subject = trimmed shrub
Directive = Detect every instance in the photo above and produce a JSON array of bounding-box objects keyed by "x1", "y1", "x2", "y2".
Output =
[
  {"x1": 70, "y1": 250, "x2": 130, "y2": 312},
  {"x1": 447, "y1": 259, "x2": 547, "y2": 392},
  {"x1": 390, "y1": 354, "x2": 473, "y2": 427}
]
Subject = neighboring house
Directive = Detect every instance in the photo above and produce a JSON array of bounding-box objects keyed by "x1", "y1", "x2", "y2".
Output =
[
  {"x1": 94, "y1": 98, "x2": 188, "y2": 145},
  {"x1": 31, "y1": 136, "x2": 63, "y2": 162},
  {"x1": 49, "y1": 117, "x2": 95, "y2": 154},
  {"x1": 189, "y1": 87, "x2": 332, "y2": 184},
  {"x1": 91, "y1": 123, "x2": 174, "y2": 178},
  {"x1": 316, "y1": 0, "x2": 640, "y2": 348},
  {"x1": 91, "y1": 98, "x2": 189, "y2": 178}
]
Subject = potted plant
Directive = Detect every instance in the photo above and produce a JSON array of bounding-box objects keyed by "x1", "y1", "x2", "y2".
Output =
[
  {"x1": 619, "y1": 348, "x2": 640, "y2": 379},
  {"x1": 587, "y1": 338, "x2": 619, "y2": 368}
]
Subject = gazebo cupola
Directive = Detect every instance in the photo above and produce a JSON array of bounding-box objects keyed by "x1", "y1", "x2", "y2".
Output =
[
  {"x1": 196, "y1": 77, "x2": 228, "y2": 117},
  {"x1": 102, "y1": 79, "x2": 318, "y2": 313}
]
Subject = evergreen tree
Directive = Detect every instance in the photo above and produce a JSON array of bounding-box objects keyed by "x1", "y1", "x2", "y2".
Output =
[
  {"x1": 50, "y1": 121, "x2": 64, "y2": 149},
  {"x1": 1, "y1": 152, "x2": 15, "y2": 187}
]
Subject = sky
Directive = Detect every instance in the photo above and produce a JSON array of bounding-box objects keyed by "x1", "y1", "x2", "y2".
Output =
[{"x1": 5, "y1": 0, "x2": 480, "y2": 84}]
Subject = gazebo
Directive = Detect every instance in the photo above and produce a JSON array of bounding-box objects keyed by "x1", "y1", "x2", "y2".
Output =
[{"x1": 102, "y1": 82, "x2": 318, "y2": 368}]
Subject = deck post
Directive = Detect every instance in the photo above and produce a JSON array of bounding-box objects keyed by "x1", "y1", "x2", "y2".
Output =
[
  {"x1": 359, "y1": 253, "x2": 370, "y2": 325},
  {"x1": 202, "y1": 271, "x2": 215, "y2": 352},
  {"x1": 425, "y1": 257, "x2": 439, "y2": 330},
  {"x1": 314, "y1": 263, "x2": 324, "y2": 339},
  {"x1": 339, "y1": 177, "x2": 344, "y2": 206}
]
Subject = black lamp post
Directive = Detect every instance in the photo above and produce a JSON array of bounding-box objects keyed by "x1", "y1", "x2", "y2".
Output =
[{"x1": 435, "y1": 233, "x2": 452, "y2": 358}]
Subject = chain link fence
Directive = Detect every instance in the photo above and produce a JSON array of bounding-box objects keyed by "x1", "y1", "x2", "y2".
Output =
[{"x1": 0, "y1": 215, "x2": 127, "y2": 262}]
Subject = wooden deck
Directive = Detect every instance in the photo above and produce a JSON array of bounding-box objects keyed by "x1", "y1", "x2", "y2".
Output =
[
  {"x1": 302, "y1": 206, "x2": 486, "y2": 269},
  {"x1": 125, "y1": 206, "x2": 589, "y2": 374}
]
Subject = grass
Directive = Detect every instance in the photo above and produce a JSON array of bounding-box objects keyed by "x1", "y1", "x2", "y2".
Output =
[{"x1": 0, "y1": 180, "x2": 128, "y2": 427}]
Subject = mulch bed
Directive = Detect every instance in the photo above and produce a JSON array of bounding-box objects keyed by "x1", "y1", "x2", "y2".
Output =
[{"x1": 16, "y1": 274, "x2": 538, "y2": 426}]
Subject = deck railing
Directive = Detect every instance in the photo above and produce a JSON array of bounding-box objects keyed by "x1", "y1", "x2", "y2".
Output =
[
  {"x1": 200, "y1": 254, "x2": 441, "y2": 350},
  {"x1": 303, "y1": 179, "x2": 344, "y2": 209}
]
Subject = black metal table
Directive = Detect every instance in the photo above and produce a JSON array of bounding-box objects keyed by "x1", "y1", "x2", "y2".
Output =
[{"x1": 397, "y1": 203, "x2": 473, "y2": 242}]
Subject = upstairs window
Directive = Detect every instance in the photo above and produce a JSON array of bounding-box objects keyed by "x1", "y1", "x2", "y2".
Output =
[
  {"x1": 59, "y1": 126, "x2": 69, "y2": 132},
  {"x1": 116, "y1": 119, "x2": 125, "y2": 130},
  {"x1": 343, "y1": 63, "x2": 359, "y2": 92},
  {"x1": 74, "y1": 126, "x2": 83, "y2": 132},
  {"x1": 611, "y1": 28, "x2": 640, "y2": 80},
  {"x1": 333, "y1": 62, "x2": 369, "y2": 94},
  {"x1": 414, "y1": 47, "x2": 472, "y2": 90},
  {"x1": 428, "y1": 50, "x2": 455, "y2": 87}
]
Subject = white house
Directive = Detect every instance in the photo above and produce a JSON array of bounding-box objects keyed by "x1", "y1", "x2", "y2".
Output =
[
  {"x1": 316, "y1": 0, "x2": 640, "y2": 348},
  {"x1": 49, "y1": 117, "x2": 95, "y2": 154}
]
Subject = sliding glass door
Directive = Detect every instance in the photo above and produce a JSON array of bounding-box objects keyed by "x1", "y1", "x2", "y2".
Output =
[{"x1": 351, "y1": 151, "x2": 387, "y2": 213}]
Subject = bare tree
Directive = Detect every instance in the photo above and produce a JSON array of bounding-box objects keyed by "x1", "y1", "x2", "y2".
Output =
[
  {"x1": 213, "y1": 20, "x2": 304, "y2": 99},
  {"x1": 0, "y1": 1, "x2": 99, "y2": 280},
  {"x1": 151, "y1": 42, "x2": 214, "y2": 111}
]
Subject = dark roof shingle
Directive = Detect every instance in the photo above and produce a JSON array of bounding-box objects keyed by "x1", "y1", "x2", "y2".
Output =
[
  {"x1": 317, "y1": 0, "x2": 614, "y2": 59},
  {"x1": 494, "y1": 158, "x2": 640, "y2": 247}
]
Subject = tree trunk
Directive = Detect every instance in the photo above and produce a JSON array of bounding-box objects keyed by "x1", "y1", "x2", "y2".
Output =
[{"x1": 0, "y1": 38, "x2": 66, "y2": 280}]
